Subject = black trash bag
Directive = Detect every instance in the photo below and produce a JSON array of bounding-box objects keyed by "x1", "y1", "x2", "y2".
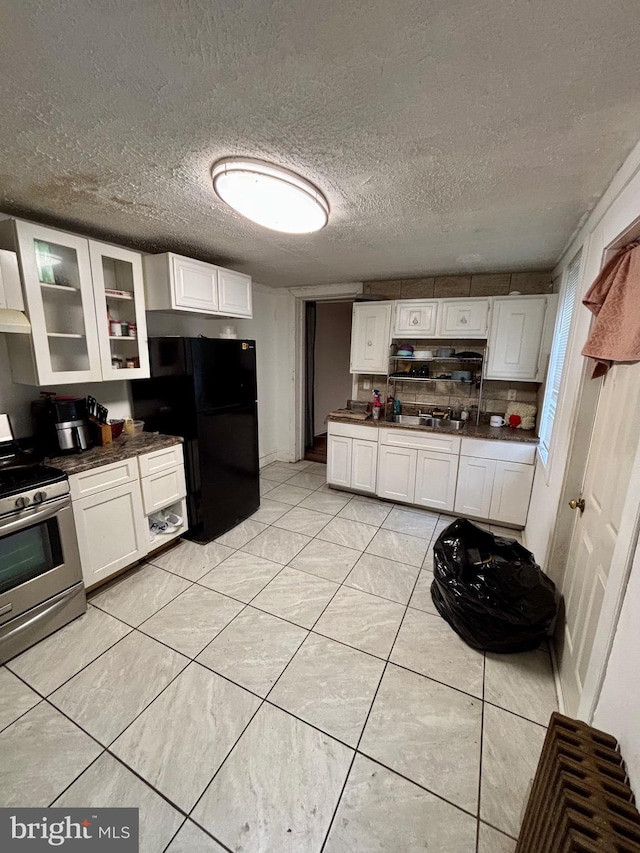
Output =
[{"x1": 430, "y1": 518, "x2": 557, "y2": 653}]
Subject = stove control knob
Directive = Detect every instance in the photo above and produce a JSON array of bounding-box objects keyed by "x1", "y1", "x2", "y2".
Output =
[
  {"x1": 15, "y1": 496, "x2": 31, "y2": 508},
  {"x1": 33, "y1": 491, "x2": 47, "y2": 503}
]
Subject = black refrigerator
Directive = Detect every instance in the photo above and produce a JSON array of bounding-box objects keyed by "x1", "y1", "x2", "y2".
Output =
[{"x1": 132, "y1": 337, "x2": 260, "y2": 543}]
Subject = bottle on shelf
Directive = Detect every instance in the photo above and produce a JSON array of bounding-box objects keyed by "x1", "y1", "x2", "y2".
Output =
[{"x1": 372, "y1": 389, "x2": 382, "y2": 421}]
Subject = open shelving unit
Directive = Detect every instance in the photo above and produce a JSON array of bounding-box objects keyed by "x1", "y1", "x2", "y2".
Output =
[{"x1": 387, "y1": 344, "x2": 486, "y2": 424}]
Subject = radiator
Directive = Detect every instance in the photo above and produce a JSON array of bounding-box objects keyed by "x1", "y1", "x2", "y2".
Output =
[{"x1": 516, "y1": 712, "x2": 640, "y2": 852}]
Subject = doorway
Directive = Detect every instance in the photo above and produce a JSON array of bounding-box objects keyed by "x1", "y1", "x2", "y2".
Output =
[{"x1": 304, "y1": 300, "x2": 354, "y2": 463}]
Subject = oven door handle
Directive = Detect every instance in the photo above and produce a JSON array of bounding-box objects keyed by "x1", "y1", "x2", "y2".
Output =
[{"x1": 0, "y1": 495, "x2": 70, "y2": 535}]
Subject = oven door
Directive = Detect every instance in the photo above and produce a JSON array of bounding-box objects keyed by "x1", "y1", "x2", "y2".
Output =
[{"x1": 0, "y1": 496, "x2": 82, "y2": 626}]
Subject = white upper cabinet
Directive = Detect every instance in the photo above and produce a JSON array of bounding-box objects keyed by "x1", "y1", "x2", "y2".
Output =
[
  {"x1": 143, "y1": 252, "x2": 252, "y2": 318},
  {"x1": 394, "y1": 300, "x2": 438, "y2": 337},
  {"x1": 436, "y1": 298, "x2": 490, "y2": 338},
  {"x1": 485, "y1": 296, "x2": 548, "y2": 381},
  {"x1": 0, "y1": 220, "x2": 150, "y2": 385},
  {"x1": 172, "y1": 256, "x2": 219, "y2": 313},
  {"x1": 350, "y1": 301, "x2": 392, "y2": 374},
  {"x1": 218, "y1": 268, "x2": 253, "y2": 317},
  {"x1": 89, "y1": 241, "x2": 149, "y2": 381}
]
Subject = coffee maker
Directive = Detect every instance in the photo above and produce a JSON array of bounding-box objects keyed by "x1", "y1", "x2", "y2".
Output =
[{"x1": 32, "y1": 396, "x2": 92, "y2": 455}]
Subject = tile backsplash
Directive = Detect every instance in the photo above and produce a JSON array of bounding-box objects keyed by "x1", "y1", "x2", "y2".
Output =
[{"x1": 363, "y1": 270, "x2": 553, "y2": 299}]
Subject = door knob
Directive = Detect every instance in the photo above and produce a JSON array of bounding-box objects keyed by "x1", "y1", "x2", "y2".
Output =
[{"x1": 569, "y1": 498, "x2": 585, "y2": 513}]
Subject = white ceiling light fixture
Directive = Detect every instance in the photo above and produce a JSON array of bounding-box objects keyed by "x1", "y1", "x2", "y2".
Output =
[{"x1": 211, "y1": 157, "x2": 329, "y2": 234}]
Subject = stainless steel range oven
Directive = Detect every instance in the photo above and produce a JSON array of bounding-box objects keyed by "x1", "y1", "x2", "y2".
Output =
[{"x1": 0, "y1": 414, "x2": 86, "y2": 665}]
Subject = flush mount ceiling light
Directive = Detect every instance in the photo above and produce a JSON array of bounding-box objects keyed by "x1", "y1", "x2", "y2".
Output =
[{"x1": 211, "y1": 158, "x2": 329, "y2": 234}]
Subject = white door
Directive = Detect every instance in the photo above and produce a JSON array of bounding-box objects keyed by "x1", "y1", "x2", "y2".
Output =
[
  {"x1": 327, "y1": 435, "x2": 352, "y2": 488},
  {"x1": 455, "y1": 456, "x2": 496, "y2": 518},
  {"x1": 89, "y1": 241, "x2": 150, "y2": 380},
  {"x1": 557, "y1": 364, "x2": 640, "y2": 716},
  {"x1": 437, "y1": 298, "x2": 489, "y2": 338},
  {"x1": 73, "y1": 481, "x2": 147, "y2": 589},
  {"x1": 485, "y1": 296, "x2": 546, "y2": 380},
  {"x1": 351, "y1": 439, "x2": 378, "y2": 493},
  {"x1": 350, "y1": 302, "x2": 392, "y2": 374},
  {"x1": 414, "y1": 450, "x2": 458, "y2": 511},
  {"x1": 171, "y1": 256, "x2": 219, "y2": 312},
  {"x1": 377, "y1": 445, "x2": 416, "y2": 502},
  {"x1": 218, "y1": 268, "x2": 252, "y2": 317},
  {"x1": 14, "y1": 221, "x2": 102, "y2": 384},
  {"x1": 394, "y1": 300, "x2": 438, "y2": 336},
  {"x1": 489, "y1": 460, "x2": 534, "y2": 527}
]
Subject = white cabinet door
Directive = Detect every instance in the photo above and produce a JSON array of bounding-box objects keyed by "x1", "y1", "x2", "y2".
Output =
[
  {"x1": 394, "y1": 300, "x2": 438, "y2": 336},
  {"x1": 437, "y1": 298, "x2": 489, "y2": 338},
  {"x1": 351, "y1": 439, "x2": 378, "y2": 493},
  {"x1": 73, "y1": 480, "x2": 147, "y2": 589},
  {"x1": 218, "y1": 268, "x2": 252, "y2": 318},
  {"x1": 10, "y1": 221, "x2": 102, "y2": 384},
  {"x1": 350, "y1": 302, "x2": 392, "y2": 374},
  {"x1": 414, "y1": 450, "x2": 459, "y2": 511},
  {"x1": 327, "y1": 435, "x2": 352, "y2": 488},
  {"x1": 489, "y1": 460, "x2": 535, "y2": 526},
  {"x1": 485, "y1": 296, "x2": 547, "y2": 380},
  {"x1": 377, "y1": 445, "x2": 416, "y2": 502},
  {"x1": 89, "y1": 241, "x2": 150, "y2": 380},
  {"x1": 455, "y1": 456, "x2": 496, "y2": 518},
  {"x1": 171, "y1": 255, "x2": 219, "y2": 312}
]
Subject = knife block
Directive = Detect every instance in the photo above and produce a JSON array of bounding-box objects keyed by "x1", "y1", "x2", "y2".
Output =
[{"x1": 89, "y1": 418, "x2": 112, "y2": 446}]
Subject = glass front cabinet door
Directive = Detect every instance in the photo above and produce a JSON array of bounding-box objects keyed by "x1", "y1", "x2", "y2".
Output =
[
  {"x1": 0, "y1": 220, "x2": 149, "y2": 384},
  {"x1": 89, "y1": 241, "x2": 149, "y2": 380}
]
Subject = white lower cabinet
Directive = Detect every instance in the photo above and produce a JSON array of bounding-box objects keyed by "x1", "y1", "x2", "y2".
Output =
[
  {"x1": 414, "y1": 450, "x2": 459, "y2": 511},
  {"x1": 351, "y1": 439, "x2": 378, "y2": 493},
  {"x1": 455, "y1": 456, "x2": 496, "y2": 518},
  {"x1": 327, "y1": 423, "x2": 378, "y2": 494},
  {"x1": 327, "y1": 433, "x2": 377, "y2": 493},
  {"x1": 73, "y1": 480, "x2": 147, "y2": 589},
  {"x1": 327, "y1": 424, "x2": 536, "y2": 527},
  {"x1": 327, "y1": 435, "x2": 352, "y2": 489},
  {"x1": 377, "y1": 445, "x2": 416, "y2": 502},
  {"x1": 489, "y1": 460, "x2": 535, "y2": 526},
  {"x1": 71, "y1": 443, "x2": 188, "y2": 590}
]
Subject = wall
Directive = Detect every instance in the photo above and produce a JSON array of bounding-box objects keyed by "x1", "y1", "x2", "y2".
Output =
[
  {"x1": 593, "y1": 540, "x2": 640, "y2": 793},
  {"x1": 0, "y1": 334, "x2": 133, "y2": 438},
  {"x1": 146, "y1": 282, "x2": 287, "y2": 466},
  {"x1": 521, "y1": 139, "x2": 640, "y2": 791},
  {"x1": 0, "y1": 282, "x2": 289, "y2": 466},
  {"x1": 363, "y1": 270, "x2": 552, "y2": 299},
  {"x1": 313, "y1": 301, "x2": 353, "y2": 435},
  {"x1": 526, "y1": 140, "x2": 640, "y2": 573}
]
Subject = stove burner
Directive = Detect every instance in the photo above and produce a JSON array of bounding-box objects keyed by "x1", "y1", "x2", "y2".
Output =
[{"x1": 0, "y1": 464, "x2": 68, "y2": 499}]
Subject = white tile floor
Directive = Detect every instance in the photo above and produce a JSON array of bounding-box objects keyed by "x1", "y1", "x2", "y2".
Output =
[{"x1": 0, "y1": 460, "x2": 557, "y2": 853}]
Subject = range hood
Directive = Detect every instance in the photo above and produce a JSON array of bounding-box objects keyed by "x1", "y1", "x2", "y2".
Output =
[{"x1": 0, "y1": 249, "x2": 30, "y2": 334}]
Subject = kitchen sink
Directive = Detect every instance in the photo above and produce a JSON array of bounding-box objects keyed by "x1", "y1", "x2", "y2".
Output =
[
  {"x1": 392, "y1": 415, "x2": 466, "y2": 431},
  {"x1": 392, "y1": 415, "x2": 423, "y2": 425}
]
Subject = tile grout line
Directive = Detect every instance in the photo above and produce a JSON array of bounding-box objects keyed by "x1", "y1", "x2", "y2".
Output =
[
  {"x1": 475, "y1": 652, "x2": 487, "y2": 853},
  {"x1": 318, "y1": 542, "x2": 428, "y2": 852}
]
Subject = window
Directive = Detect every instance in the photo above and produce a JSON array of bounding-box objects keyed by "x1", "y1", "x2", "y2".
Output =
[{"x1": 538, "y1": 249, "x2": 582, "y2": 467}]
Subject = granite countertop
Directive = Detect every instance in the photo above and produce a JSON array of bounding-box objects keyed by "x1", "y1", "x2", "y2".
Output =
[
  {"x1": 327, "y1": 415, "x2": 539, "y2": 445},
  {"x1": 48, "y1": 433, "x2": 183, "y2": 475}
]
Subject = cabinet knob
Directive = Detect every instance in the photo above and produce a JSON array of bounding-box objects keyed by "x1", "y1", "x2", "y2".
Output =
[
  {"x1": 367, "y1": 340, "x2": 372, "y2": 346},
  {"x1": 412, "y1": 317, "x2": 419, "y2": 325},
  {"x1": 460, "y1": 316, "x2": 468, "y2": 324}
]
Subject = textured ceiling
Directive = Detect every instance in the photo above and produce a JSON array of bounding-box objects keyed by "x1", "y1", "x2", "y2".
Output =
[{"x1": 1, "y1": 0, "x2": 640, "y2": 287}]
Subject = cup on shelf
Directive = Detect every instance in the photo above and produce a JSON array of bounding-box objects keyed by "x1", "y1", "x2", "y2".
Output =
[{"x1": 109, "y1": 320, "x2": 122, "y2": 336}]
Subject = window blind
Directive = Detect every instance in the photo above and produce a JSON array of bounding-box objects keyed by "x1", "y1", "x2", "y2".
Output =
[{"x1": 538, "y1": 250, "x2": 582, "y2": 466}]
